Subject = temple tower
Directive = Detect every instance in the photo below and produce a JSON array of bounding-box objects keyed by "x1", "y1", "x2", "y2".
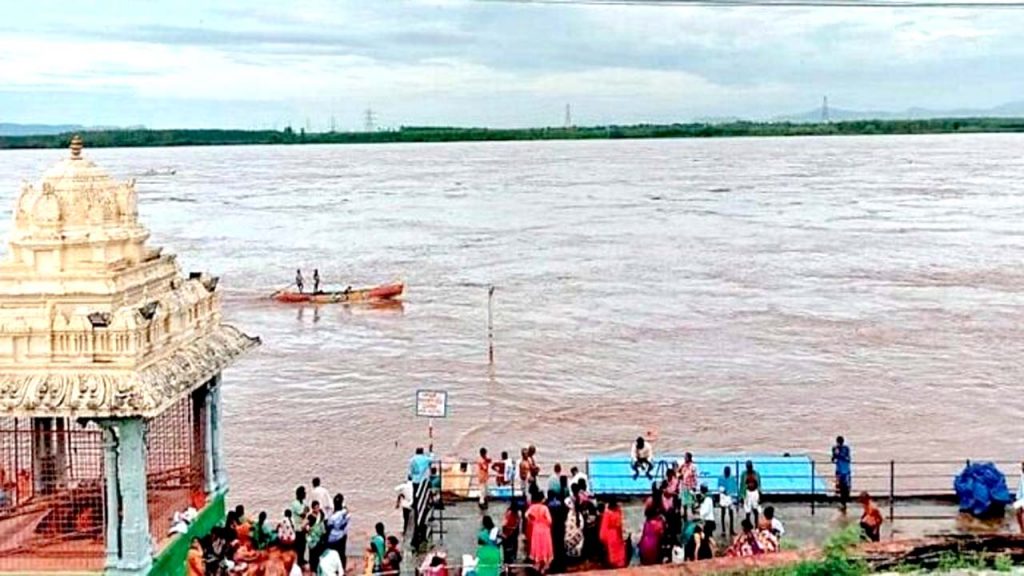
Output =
[{"x1": 0, "y1": 136, "x2": 259, "y2": 575}]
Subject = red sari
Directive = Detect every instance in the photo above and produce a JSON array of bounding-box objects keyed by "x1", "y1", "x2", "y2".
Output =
[
  {"x1": 525, "y1": 503, "x2": 554, "y2": 570},
  {"x1": 599, "y1": 506, "x2": 627, "y2": 568}
]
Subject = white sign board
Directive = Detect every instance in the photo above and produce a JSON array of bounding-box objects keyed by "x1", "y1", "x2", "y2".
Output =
[{"x1": 416, "y1": 390, "x2": 448, "y2": 418}]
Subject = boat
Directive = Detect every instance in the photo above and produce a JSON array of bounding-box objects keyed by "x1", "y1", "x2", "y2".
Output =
[{"x1": 271, "y1": 282, "x2": 404, "y2": 304}]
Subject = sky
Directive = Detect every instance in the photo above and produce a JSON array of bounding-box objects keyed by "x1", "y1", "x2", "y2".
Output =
[{"x1": 2, "y1": 0, "x2": 1024, "y2": 129}]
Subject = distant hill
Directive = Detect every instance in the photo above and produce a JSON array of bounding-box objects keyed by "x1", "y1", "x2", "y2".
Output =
[
  {"x1": 0, "y1": 123, "x2": 84, "y2": 136},
  {"x1": 775, "y1": 101, "x2": 1024, "y2": 123},
  {"x1": 0, "y1": 123, "x2": 144, "y2": 137}
]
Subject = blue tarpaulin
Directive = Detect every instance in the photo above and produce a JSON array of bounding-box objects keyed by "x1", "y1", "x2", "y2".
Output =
[{"x1": 954, "y1": 462, "x2": 1012, "y2": 518}]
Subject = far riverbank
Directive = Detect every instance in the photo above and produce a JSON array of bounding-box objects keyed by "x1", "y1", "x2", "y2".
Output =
[{"x1": 3, "y1": 117, "x2": 1024, "y2": 149}]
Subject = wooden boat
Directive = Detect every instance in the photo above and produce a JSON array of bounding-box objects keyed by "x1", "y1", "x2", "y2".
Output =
[{"x1": 272, "y1": 282, "x2": 404, "y2": 304}]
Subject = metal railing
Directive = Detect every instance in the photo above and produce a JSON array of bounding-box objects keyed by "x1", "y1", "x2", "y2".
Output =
[{"x1": 430, "y1": 456, "x2": 1021, "y2": 522}]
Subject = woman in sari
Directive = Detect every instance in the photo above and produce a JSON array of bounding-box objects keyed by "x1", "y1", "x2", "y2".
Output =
[
  {"x1": 525, "y1": 492, "x2": 554, "y2": 573},
  {"x1": 564, "y1": 487, "x2": 585, "y2": 561},
  {"x1": 638, "y1": 508, "x2": 665, "y2": 565},
  {"x1": 599, "y1": 499, "x2": 627, "y2": 568}
]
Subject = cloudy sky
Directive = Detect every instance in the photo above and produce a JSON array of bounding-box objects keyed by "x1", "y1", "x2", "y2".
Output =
[{"x1": 2, "y1": 0, "x2": 1024, "y2": 129}]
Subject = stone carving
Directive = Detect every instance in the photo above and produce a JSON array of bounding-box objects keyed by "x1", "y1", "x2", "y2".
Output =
[{"x1": 0, "y1": 137, "x2": 259, "y2": 418}]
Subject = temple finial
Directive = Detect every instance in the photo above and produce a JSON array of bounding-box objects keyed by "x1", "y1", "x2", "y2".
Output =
[{"x1": 70, "y1": 134, "x2": 83, "y2": 159}]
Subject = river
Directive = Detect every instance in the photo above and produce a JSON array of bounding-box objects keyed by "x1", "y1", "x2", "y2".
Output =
[{"x1": 1, "y1": 134, "x2": 1022, "y2": 534}]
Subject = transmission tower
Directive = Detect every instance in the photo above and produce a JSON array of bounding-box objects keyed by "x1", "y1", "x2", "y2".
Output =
[
  {"x1": 364, "y1": 108, "x2": 376, "y2": 132},
  {"x1": 564, "y1": 103, "x2": 573, "y2": 128},
  {"x1": 821, "y1": 96, "x2": 830, "y2": 123},
  {"x1": 330, "y1": 115, "x2": 337, "y2": 133}
]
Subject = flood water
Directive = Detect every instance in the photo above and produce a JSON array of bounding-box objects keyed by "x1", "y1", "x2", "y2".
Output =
[{"x1": 1, "y1": 134, "x2": 1023, "y2": 534}]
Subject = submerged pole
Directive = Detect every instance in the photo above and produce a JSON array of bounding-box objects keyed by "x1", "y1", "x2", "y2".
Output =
[{"x1": 488, "y1": 285, "x2": 495, "y2": 365}]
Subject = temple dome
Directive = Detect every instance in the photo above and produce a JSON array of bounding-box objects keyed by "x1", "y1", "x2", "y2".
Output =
[{"x1": 14, "y1": 135, "x2": 138, "y2": 233}]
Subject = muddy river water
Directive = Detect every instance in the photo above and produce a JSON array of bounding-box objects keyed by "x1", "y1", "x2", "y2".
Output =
[{"x1": 1, "y1": 134, "x2": 1022, "y2": 533}]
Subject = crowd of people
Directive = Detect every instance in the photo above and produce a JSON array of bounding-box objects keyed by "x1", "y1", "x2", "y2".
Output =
[
  {"x1": 463, "y1": 440, "x2": 793, "y2": 575},
  {"x1": 184, "y1": 436, "x2": 890, "y2": 575},
  {"x1": 186, "y1": 476, "x2": 405, "y2": 576}
]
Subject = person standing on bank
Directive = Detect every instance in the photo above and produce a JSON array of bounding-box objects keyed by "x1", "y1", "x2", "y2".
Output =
[
  {"x1": 740, "y1": 460, "x2": 761, "y2": 527},
  {"x1": 296, "y1": 269, "x2": 304, "y2": 294},
  {"x1": 832, "y1": 436, "x2": 852, "y2": 511},
  {"x1": 409, "y1": 447, "x2": 433, "y2": 546},
  {"x1": 311, "y1": 477, "x2": 332, "y2": 517},
  {"x1": 313, "y1": 269, "x2": 321, "y2": 294},
  {"x1": 717, "y1": 465, "x2": 738, "y2": 536},
  {"x1": 290, "y1": 486, "x2": 310, "y2": 568},
  {"x1": 326, "y1": 494, "x2": 350, "y2": 569},
  {"x1": 395, "y1": 476, "x2": 413, "y2": 534}
]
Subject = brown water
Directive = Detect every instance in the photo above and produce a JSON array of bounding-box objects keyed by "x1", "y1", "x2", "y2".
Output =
[{"x1": 1, "y1": 135, "x2": 1023, "y2": 534}]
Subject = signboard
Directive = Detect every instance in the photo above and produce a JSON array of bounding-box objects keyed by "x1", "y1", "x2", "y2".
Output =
[{"x1": 416, "y1": 389, "x2": 448, "y2": 418}]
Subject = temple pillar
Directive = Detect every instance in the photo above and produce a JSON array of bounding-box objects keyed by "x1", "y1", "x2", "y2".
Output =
[
  {"x1": 112, "y1": 417, "x2": 152, "y2": 575},
  {"x1": 196, "y1": 382, "x2": 215, "y2": 495},
  {"x1": 31, "y1": 417, "x2": 57, "y2": 495},
  {"x1": 210, "y1": 374, "x2": 228, "y2": 492},
  {"x1": 54, "y1": 417, "x2": 68, "y2": 488},
  {"x1": 99, "y1": 421, "x2": 121, "y2": 570}
]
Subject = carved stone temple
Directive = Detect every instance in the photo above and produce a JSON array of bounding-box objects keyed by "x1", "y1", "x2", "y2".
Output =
[{"x1": 0, "y1": 136, "x2": 259, "y2": 575}]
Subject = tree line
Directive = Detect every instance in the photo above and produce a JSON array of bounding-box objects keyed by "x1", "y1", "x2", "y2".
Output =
[{"x1": 3, "y1": 118, "x2": 1024, "y2": 150}]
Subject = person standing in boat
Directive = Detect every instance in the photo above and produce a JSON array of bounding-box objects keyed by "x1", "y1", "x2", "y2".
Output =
[
  {"x1": 295, "y1": 269, "x2": 304, "y2": 294},
  {"x1": 313, "y1": 269, "x2": 321, "y2": 294}
]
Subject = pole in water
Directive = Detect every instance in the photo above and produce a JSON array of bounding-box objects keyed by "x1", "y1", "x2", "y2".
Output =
[{"x1": 487, "y1": 285, "x2": 495, "y2": 365}]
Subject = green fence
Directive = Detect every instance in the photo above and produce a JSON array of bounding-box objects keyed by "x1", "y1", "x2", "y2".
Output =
[{"x1": 148, "y1": 489, "x2": 227, "y2": 576}]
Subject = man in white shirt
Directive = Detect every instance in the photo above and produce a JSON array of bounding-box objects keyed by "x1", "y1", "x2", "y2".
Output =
[
  {"x1": 318, "y1": 547, "x2": 344, "y2": 576},
  {"x1": 395, "y1": 476, "x2": 414, "y2": 534},
  {"x1": 569, "y1": 466, "x2": 588, "y2": 489},
  {"x1": 763, "y1": 505, "x2": 785, "y2": 538},
  {"x1": 630, "y1": 437, "x2": 654, "y2": 480},
  {"x1": 698, "y1": 484, "x2": 717, "y2": 538},
  {"x1": 311, "y1": 477, "x2": 333, "y2": 518}
]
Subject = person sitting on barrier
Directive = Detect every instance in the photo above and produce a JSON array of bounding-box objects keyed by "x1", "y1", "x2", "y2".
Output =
[
  {"x1": 1013, "y1": 461, "x2": 1024, "y2": 534},
  {"x1": 631, "y1": 437, "x2": 654, "y2": 480},
  {"x1": 859, "y1": 492, "x2": 883, "y2": 542},
  {"x1": 740, "y1": 461, "x2": 761, "y2": 527},
  {"x1": 717, "y1": 466, "x2": 738, "y2": 537},
  {"x1": 832, "y1": 436, "x2": 852, "y2": 511}
]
